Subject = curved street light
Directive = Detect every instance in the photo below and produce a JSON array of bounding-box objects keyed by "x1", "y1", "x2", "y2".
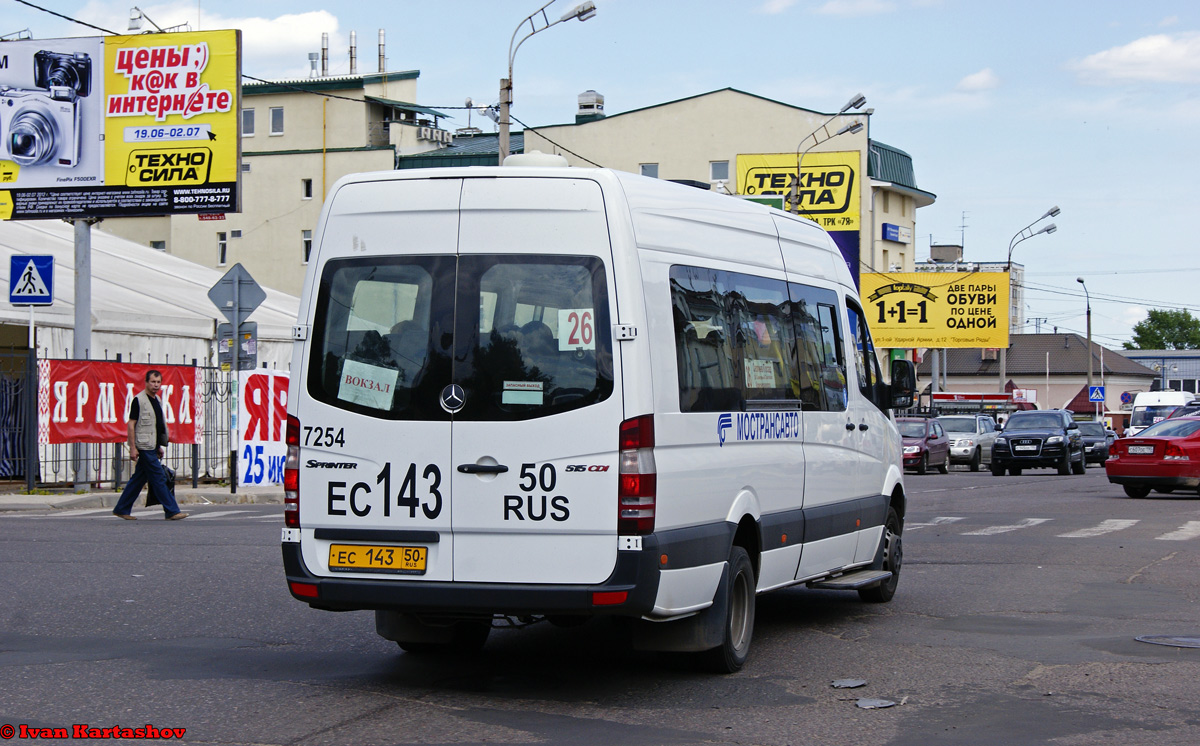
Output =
[
  {"x1": 1006, "y1": 205, "x2": 1060, "y2": 269},
  {"x1": 499, "y1": 1, "x2": 597, "y2": 164},
  {"x1": 998, "y1": 205, "x2": 1060, "y2": 393},
  {"x1": 787, "y1": 93, "x2": 867, "y2": 215}
]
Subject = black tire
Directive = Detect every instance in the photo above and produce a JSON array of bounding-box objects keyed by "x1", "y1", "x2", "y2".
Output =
[
  {"x1": 969, "y1": 448, "x2": 982, "y2": 472},
  {"x1": 703, "y1": 545, "x2": 755, "y2": 674},
  {"x1": 397, "y1": 620, "x2": 491, "y2": 655},
  {"x1": 1057, "y1": 449, "x2": 1071, "y2": 475},
  {"x1": 917, "y1": 453, "x2": 928, "y2": 475},
  {"x1": 1154, "y1": 487, "x2": 1176, "y2": 494},
  {"x1": 1071, "y1": 452, "x2": 1086, "y2": 474},
  {"x1": 1009, "y1": 466, "x2": 1022, "y2": 476},
  {"x1": 937, "y1": 455, "x2": 949, "y2": 474},
  {"x1": 1124, "y1": 484, "x2": 1152, "y2": 499},
  {"x1": 991, "y1": 462, "x2": 1005, "y2": 477},
  {"x1": 860, "y1": 507, "x2": 902, "y2": 603}
]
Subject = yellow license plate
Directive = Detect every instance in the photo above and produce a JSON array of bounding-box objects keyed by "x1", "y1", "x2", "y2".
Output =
[{"x1": 328, "y1": 544, "x2": 427, "y2": 575}]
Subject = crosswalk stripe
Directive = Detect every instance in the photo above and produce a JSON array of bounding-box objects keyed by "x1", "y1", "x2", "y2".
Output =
[
  {"x1": 1156, "y1": 521, "x2": 1200, "y2": 541},
  {"x1": 962, "y1": 518, "x2": 1052, "y2": 536},
  {"x1": 48, "y1": 508, "x2": 115, "y2": 517},
  {"x1": 906, "y1": 516, "x2": 964, "y2": 530},
  {"x1": 190, "y1": 510, "x2": 252, "y2": 519},
  {"x1": 1058, "y1": 519, "x2": 1139, "y2": 538}
]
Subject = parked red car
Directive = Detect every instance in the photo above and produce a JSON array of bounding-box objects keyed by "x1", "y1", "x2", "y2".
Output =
[
  {"x1": 897, "y1": 416, "x2": 950, "y2": 475},
  {"x1": 1105, "y1": 416, "x2": 1200, "y2": 498}
]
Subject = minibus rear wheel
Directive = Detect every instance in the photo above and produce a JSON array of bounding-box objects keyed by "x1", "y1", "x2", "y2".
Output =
[{"x1": 704, "y1": 545, "x2": 755, "y2": 673}]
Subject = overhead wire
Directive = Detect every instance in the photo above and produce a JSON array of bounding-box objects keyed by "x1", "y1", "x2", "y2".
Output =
[{"x1": 510, "y1": 113, "x2": 604, "y2": 167}]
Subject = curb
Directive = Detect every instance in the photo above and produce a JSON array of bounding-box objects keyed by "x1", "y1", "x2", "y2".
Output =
[{"x1": 0, "y1": 489, "x2": 282, "y2": 512}]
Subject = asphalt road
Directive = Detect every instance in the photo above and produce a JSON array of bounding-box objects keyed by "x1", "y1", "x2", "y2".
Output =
[{"x1": 2, "y1": 467, "x2": 1199, "y2": 745}]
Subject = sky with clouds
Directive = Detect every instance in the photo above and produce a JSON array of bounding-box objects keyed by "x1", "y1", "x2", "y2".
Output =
[{"x1": 6, "y1": 0, "x2": 1200, "y2": 348}]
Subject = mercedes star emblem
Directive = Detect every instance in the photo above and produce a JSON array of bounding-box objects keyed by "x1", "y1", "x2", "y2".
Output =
[{"x1": 440, "y1": 384, "x2": 466, "y2": 413}]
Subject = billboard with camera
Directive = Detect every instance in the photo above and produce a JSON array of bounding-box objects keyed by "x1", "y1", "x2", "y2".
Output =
[{"x1": 0, "y1": 30, "x2": 240, "y2": 220}]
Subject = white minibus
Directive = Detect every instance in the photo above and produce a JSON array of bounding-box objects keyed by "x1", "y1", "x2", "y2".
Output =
[
  {"x1": 1127, "y1": 391, "x2": 1196, "y2": 437},
  {"x1": 281, "y1": 161, "x2": 916, "y2": 672}
]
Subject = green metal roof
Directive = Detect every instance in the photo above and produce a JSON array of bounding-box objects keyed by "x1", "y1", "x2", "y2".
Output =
[
  {"x1": 243, "y1": 70, "x2": 419, "y2": 96},
  {"x1": 868, "y1": 140, "x2": 935, "y2": 203},
  {"x1": 396, "y1": 133, "x2": 523, "y2": 169},
  {"x1": 364, "y1": 96, "x2": 448, "y2": 120}
]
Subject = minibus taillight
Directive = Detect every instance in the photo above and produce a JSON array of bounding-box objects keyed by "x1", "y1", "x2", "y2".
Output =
[
  {"x1": 618, "y1": 415, "x2": 656, "y2": 535},
  {"x1": 284, "y1": 414, "x2": 300, "y2": 528}
]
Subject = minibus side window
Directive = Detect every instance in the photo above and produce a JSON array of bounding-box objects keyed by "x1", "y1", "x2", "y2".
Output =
[
  {"x1": 671, "y1": 266, "x2": 797, "y2": 412},
  {"x1": 789, "y1": 282, "x2": 848, "y2": 412},
  {"x1": 846, "y1": 300, "x2": 886, "y2": 411}
]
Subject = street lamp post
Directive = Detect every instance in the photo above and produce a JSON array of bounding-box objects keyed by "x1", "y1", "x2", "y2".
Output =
[
  {"x1": 499, "y1": 1, "x2": 597, "y2": 164},
  {"x1": 1077, "y1": 277, "x2": 1094, "y2": 419},
  {"x1": 786, "y1": 93, "x2": 867, "y2": 215},
  {"x1": 999, "y1": 206, "x2": 1061, "y2": 394}
]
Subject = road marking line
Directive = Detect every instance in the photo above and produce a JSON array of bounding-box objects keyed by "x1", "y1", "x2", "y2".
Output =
[
  {"x1": 1058, "y1": 519, "x2": 1139, "y2": 538},
  {"x1": 1156, "y1": 521, "x2": 1200, "y2": 541},
  {"x1": 50, "y1": 508, "x2": 115, "y2": 517},
  {"x1": 191, "y1": 510, "x2": 252, "y2": 519},
  {"x1": 962, "y1": 518, "x2": 1051, "y2": 536},
  {"x1": 906, "y1": 516, "x2": 964, "y2": 530}
]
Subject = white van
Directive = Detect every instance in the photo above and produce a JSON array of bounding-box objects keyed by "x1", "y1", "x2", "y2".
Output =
[
  {"x1": 281, "y1": 163, "x2": 916, "y2": 672},
  {"x1": 1127, "y1": 391, "x2": 1196, "y2": 436}
]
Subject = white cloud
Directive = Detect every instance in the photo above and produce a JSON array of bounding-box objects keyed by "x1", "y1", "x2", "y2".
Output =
[
  {"x1": 1122, "y1": 306, "x2": 1149, "y2": 327},
  {"x1": 812, "y1": 0, "x2": 896, "y2": 17},
  {"x1": 758, "y1": 0, "x2": 799, "y2": 13},
  {"x1": 955, "y1": 68, "x2": 1000, "y2": 92},
  {"x1": 1071, "y1": 32, "x2": 1200, "y2": 84},
  {"x1": 1160, "y1": 16, "x2": 1180, "y2": 28},
  {"x1": 75, "y1": 2, "x2": 344, "y2": 79}
]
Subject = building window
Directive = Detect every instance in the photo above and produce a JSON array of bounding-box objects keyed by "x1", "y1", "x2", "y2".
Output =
[
  {"x1": 230, "y1": 230, "x2": 242, "y2": 239},
  {"x1": 270, "y1": 107, "x2": 284, "y2": 136},
  {"x1": 217, "y1": 232, "x2": 228, "y2": 265},
  {"x1": 882, "y1": 191, "x2": 891, "y2": 213},
  {"x1": 242, "y1": 109, "x2": 255, "y2": 137},
  {"x1": 241, "y1": 162, "x2": 251, "y2": 173},
  {"x1": 302, "y1": 230, "x2": 313, "y2": 264},
  {"x1": 302, "y1": 179, "x2": 313, "y2": 200},
  {"x1": 640, "y1": 163, "x2": 658, "y2": 178},
  {"x1": 710, "y1": 161, "x2": 729, "y2": 181},
  {"x1": 149, "y1": 240, "x2": 166, "y2": 251}
]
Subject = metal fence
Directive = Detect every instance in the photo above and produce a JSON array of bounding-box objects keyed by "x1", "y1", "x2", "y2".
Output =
[{"x1": 0, "y1": 352, "x2": 236, "y2": 491}]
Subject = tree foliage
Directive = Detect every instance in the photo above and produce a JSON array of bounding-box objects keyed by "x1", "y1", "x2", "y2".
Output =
[{"x1": 1123, "y1": 309, "x2": 1200, "y2": 350}]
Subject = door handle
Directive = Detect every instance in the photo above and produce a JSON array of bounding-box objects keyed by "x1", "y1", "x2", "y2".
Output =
[
  {"x1": 457, "y1": 464, "x2": 509, "y2": 474},
  {"x1": 859, "y1": 423, "x2": 869, "y2": 431},
  {"x1": 846, "y1": 423, "x2": 856, "y2": 431}
]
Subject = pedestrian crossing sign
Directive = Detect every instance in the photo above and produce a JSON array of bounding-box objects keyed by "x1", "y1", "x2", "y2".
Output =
[
  {"x1": 9, "y1": 255, "x2": 54, "y2": 306},
  {"x1": 1089, "y1": 385, "x2": 1106, "y2": 402}
]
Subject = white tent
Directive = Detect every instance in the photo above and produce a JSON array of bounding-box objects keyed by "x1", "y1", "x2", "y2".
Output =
[{"x1": 0, "y1": 220, "x2": 299, "y2": 369}]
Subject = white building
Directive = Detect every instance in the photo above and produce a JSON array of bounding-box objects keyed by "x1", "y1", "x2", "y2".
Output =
[{"x1": 103, "y1": 47, "x2": 457, "y2": 295}]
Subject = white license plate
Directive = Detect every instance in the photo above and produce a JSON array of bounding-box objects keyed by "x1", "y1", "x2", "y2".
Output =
[
  {"x1": 1128, "y1": 445, "x2": 1154, "y2": 455},
  {"x1": 1014, "y1": 445, "x2": 1037, "y2": 452}
]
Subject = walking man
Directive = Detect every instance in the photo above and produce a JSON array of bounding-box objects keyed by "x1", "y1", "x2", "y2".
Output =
[{"x1": 113, "y1": 370, "x2": 188, "y2": 520}]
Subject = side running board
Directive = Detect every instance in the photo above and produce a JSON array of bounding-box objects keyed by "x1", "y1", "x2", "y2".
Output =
[{"x1": 807, "y1": 569, "x2": 892, "y2": 590}]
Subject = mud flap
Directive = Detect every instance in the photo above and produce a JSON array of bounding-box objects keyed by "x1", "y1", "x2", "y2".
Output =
[{"x1": 631, "y1": 562, "x2": 729, "y2": 653}]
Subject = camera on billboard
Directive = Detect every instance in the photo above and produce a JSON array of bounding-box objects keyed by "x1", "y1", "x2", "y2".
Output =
[
  {"x1": 0, "y1": 50, "x2": 91, "y2": 169},
  {"x1": 34, "y1": 50, "x2": 93, "y2": 98}
]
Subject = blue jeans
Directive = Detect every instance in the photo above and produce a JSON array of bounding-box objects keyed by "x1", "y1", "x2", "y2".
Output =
[{"x1": 114, "y1": 449, "x2": 181, "y2": 516}]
